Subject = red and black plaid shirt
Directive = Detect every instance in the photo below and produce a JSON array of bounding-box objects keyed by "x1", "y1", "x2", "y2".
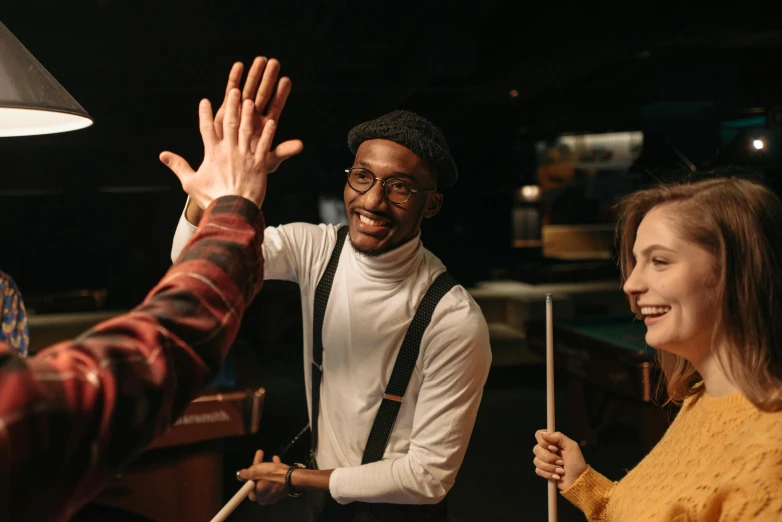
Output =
[{"x1": 0, "y1": 196, "x2": 265, "y2": 522}]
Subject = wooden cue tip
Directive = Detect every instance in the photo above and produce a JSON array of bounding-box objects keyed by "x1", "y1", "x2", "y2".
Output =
[{"x1": 546, "y1": 293, "x2": 552, "y2": 301}]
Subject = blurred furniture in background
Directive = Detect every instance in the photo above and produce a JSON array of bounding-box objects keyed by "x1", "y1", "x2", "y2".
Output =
[
  {"x1": 468, "y1": 279, "x2": 674, "y2": 452},
  {"x1": 542, "y1": 223, "x2": 615, "y2": 260},
  {"x1": 87, "y1": 387, "x2": 265, "y2": 522},
  {"x1": 526, "y1": 317, "x2": 674, "y2": 453},
  {"x1": 468, "y1": 279, "x2": 628, "y2": 368}
]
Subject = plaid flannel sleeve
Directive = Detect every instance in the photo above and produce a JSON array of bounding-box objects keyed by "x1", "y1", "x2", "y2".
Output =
[{"x1": 0, "y1": 195, "x2": 264, "y2": 522}]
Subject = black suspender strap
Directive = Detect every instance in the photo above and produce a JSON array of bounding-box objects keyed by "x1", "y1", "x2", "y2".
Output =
[
  {"x1": 310, "y1": 227, "x2": 458, "y2": 467},
  {"x1": 311, "y1": 225, "x2": 349, "y2": 456},
  {"x1": 361, "y1": 271, "x2": 458, "y2": 464}
]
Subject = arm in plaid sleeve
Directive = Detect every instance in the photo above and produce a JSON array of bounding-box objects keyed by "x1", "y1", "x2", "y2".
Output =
[{"x1": 0, "y1": 195, "x2": 264, "y2": 522}]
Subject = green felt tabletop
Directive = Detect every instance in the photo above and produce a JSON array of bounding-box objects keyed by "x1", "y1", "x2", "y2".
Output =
[{"x1": 556, "y1": 316, "x2": 654, "y2": 354}]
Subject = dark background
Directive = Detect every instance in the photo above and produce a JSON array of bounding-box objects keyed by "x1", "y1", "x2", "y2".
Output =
[
  {"x1": 5, "y1": 2, "x2": 782, "y2": 521},
  {"x1": 3, "y1": 1, "x2": 782, "y2": 306}
]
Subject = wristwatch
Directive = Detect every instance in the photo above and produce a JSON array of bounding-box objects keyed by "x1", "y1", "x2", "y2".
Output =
[{"x1": 286, "y1": 463, "x2": 307, "y2": 498}]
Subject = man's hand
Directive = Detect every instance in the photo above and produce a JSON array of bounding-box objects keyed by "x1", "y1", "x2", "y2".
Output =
[
  {"x1": 160, "y1": 88, "x2": 277, "y2": 209},
  {"x1": 182, "y1": 57, "x2": 303, "y2": 225},
  {"x1": 238, "y1": 450, "x2": 289, "y2": 505},
  {"x1": 215, "y1": 57, "x2": 303, "y2": 172},
  {"x1": 237, "y1": 449, "x2": 334, "y2": 502}
]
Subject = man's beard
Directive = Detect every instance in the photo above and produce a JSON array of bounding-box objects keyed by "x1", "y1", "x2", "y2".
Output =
[
  {"x1": 348, "y1": 232, "x2": 387, "y2": 258},
  {"x1": 347, "y1": 231, "x2": 419, "y2": 258}
]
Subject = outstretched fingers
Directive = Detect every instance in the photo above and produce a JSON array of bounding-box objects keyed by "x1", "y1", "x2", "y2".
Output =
[
  {"x1": 198, "y1": 99, "x2": 218, "y2": 151},
  {"x1": 222, "y1": 89, "x2": 242, "y2": 145},
  {"x1": 238, "y1": 99, "x2": 255, "y2": 153},
  {"x1": 159, "y1": 151, "x2": 196, "y2": 195},
  {"x1": 255, "y1": 58, "x2": 280, "y2": 113},
  {"x1": 254, "y1": 120, "x2": 277, "y2": 165},
  {"x1": 242, "y1": 56, "x2": 267, "y2": 103},
  {"x1": 224, "y1": 62, "x2": 244, "y2": 101},
  {"x1": 265, "y1": 76, "x2": 292, "y2": 123},
  {"x1": 213, "y1": 62, "x2": 244, "y2": 140},
  {"x1": 271, "y1": 139, "x2": 304, "y2": 163}
]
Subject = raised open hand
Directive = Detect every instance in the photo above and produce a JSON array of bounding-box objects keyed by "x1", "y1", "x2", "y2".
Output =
[
  {"x1": 160, "y1": 88, "x2": 277, "y2": 210},
  {"x1": 214, "y1": 57, "x2": 303, "y2": 173}
]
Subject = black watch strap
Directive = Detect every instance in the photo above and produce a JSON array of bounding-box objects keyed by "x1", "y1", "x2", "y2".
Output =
[{"x1": 286, "y1": 463, "x2": 306, "y2": 498}]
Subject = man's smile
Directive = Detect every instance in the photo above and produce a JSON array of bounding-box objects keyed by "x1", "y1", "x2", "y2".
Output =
[{"x1": 353, "y1": 210, "x2": 394, "y2": 237}]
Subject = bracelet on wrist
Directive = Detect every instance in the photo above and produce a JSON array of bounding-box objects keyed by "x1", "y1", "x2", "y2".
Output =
[{"x1": 286, "y1": 463, "x2": 306, "y2": 498}]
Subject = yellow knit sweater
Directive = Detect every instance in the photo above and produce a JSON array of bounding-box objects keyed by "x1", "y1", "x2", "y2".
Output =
[{"x1": 562, "y1": 390, "x2": 782, "y2": 521}]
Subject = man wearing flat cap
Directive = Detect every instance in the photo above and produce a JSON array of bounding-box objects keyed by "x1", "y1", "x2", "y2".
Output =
[{"x1": 167, "y1": 57, "x2": 491, "y2": 521}]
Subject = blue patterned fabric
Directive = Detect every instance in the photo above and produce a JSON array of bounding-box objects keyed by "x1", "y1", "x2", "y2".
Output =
[{"x1": 0, "y1": 270, "x2": 29, "y2": 356}]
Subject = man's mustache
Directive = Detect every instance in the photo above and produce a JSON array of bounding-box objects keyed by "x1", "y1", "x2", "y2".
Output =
[{"x1": 351, "y1": 207, "x2": 395, "y2": 223}]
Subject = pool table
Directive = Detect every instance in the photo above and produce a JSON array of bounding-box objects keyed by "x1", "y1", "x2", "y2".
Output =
[{"x1": 527, "y1": 316, "x2": 677, "y2": 452}]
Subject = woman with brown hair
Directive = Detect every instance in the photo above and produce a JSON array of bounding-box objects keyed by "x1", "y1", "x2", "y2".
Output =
[{"x1": 533, "y1": 175, "x2": 782, "y2": 521}]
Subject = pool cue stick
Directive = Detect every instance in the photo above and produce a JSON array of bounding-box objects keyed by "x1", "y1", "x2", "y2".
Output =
[
  {"x1": 210, "y1": 480, "x2": 255, "y2": 522},
  {"x1": 210, "y1": 424, "x2": 308, "y2": 522},
  {"x1": 276, "y1": 423, "x2": 310, "y2": 458},
  {"x1": 211, "y1": 424, "x2": 310, "y2": 522},
  {"x1": 546, "y1": 294, "x2": 558, "y2": 522}
]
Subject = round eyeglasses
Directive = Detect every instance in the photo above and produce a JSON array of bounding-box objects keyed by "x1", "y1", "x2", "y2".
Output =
[{"x1": 345, "y1": 168, "x2": 436, "y2": 205}]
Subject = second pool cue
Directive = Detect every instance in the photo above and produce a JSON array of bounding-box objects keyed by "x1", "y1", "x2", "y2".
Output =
[
  {"x1": 210, "y1": 479, "x2": 255, "y2": 522},
  {"x1": 211, "y1": 422, "x2": 306, "y2": 522},
  {"x1": 546, "y1": 294, "x2": 558, "y2": 522}
]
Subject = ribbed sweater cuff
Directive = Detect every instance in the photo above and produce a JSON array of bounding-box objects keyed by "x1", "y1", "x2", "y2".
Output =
[{"x1": 562, "y1": 466, "x2": 615, "y2": 519}]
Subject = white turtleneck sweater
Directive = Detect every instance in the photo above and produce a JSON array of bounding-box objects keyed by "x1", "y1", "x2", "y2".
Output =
[{"x1": 171, "y1": 212, "x2": 492, "y2": 505}]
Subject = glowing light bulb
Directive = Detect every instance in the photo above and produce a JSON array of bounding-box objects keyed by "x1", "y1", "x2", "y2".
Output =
[
  {"x1": 520, "y1": 185, "x2": 540, "y2": 202},
  {"x1": 753, "y1": 139, "x2": 764, "y2": 150}
]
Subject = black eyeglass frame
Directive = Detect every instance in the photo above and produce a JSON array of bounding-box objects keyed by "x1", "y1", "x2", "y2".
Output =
[{"x1": 345, "y1": 168, "x2": 437, "y2": 205}]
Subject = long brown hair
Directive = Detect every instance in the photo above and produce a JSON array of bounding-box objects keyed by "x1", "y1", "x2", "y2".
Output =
[{"x1": 615, "y1": 175, "x2": 782, "y2": 411}]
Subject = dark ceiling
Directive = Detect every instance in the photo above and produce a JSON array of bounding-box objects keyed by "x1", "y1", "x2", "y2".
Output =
[
  {"x1": 2, "y1": 0, "x2": 782, "y2": 303},
  {"x1": 4, "y1": 1, "x2": 782, "y2": 131},
  {"x1": 2, "y1": 2, "x2": 781, "y2": 182}
]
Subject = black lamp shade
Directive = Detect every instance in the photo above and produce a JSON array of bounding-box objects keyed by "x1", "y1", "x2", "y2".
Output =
[{"x1": 0, "y1": 21, "x2": 93, "y2": 137}]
